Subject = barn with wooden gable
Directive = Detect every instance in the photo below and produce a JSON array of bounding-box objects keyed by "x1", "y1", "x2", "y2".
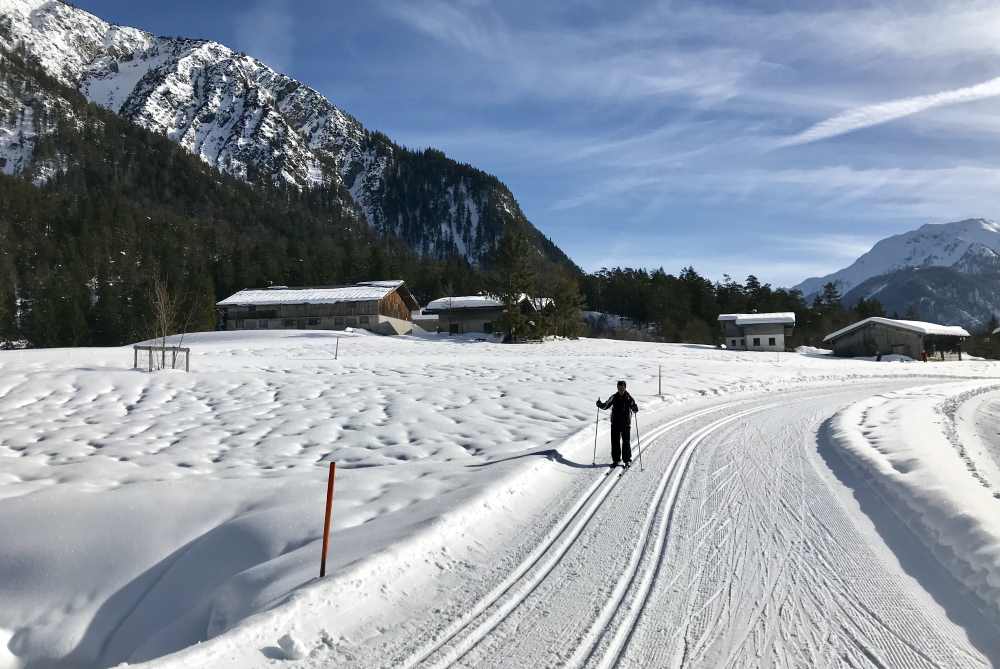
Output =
[
  {"x1": 823, "y1": 317, "x2": 970, "y2": 360},
  {"x1": 718, "y1": 312, "x2": 796, "y2": 351},
  {"x1": 217, "y1": 281, "x2": 420, "y2": 335}
]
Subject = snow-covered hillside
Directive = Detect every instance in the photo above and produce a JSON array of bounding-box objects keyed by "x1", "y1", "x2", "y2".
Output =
[
  {"x1": 0, "y1": 0, "x2": 557, "y2": 264},
  {"x1": 796, "y1": 218, "x2": 1000, "y2": 297},
  {"x1": 2, "y1": 331, "x2": 1000, "y2": 668}
]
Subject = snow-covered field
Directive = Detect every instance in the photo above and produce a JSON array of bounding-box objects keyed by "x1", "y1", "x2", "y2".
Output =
[{"x1": 2, "y1": 331, "x2": 1000, "y2": 668}]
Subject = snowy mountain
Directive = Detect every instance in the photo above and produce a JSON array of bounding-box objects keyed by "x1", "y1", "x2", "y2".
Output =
[
  {"x1": 842, "y1": 267, "x2": 1000, "y2": 329},
  {"x1": 0, "y1": 0, "x2": 572, "y2": 266},
  {"x1": 794, "y1": 218, "x2": 1000, "y2": 298}
]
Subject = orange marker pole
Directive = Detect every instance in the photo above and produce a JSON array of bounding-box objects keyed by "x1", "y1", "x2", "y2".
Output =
[{"x1": 320, "y1": 461, "x2": 337, "y2": 577}]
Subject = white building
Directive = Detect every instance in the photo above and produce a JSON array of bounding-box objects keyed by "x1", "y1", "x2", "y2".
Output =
[{"x1": 718, "y1": 312, "x2": 796, "y2": 351}]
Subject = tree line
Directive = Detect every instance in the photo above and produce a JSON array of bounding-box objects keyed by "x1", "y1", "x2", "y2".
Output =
[{"x1": 579, "y1": 268, "x2": 908, "y2": 348}]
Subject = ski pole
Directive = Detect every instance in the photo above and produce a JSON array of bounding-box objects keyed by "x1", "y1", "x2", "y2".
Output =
[
  {"x1": 592, "y1": 403, "x2": 600, "y2": 465},
  {"x1": 634, "y1": 411, "x2": 644, "y2": 472}
]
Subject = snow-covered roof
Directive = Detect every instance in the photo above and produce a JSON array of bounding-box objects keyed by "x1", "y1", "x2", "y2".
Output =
[
  {"x1": 357, "y1": 280, "x2": 405, "y2": 289},
  {"x1": 424, "y1": 294, "x2": 552, "y2": 313},
  {"x1": 218, "y1": 281, "x2": 409, "y2": 307},
  {"x1": 425, "y1": 295, "x2": 503, "y2": 311},
  {"x1": 824, "y1": 317, "x2": 971, "y2": 342},
  {"x1": 718, "y1": 312, "x2": 796, "y2": 326}
]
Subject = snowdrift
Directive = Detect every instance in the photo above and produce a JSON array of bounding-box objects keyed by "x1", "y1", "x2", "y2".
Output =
[{"x1": 831, "y1": 382, "x2": 1000, "y2": 622}]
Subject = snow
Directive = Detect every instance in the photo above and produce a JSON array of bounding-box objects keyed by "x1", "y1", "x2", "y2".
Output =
[
  {"x1": 796, "y1": 218, "x2": 1000, "y2": 297},
  {"x1": 0, "y1": 104, "x2": 35, "y2": 177},
  {"x1": 276, "y1": 633, "x2": 307, "y2": 660},
  {"x1": 424, "y1": 295, "x2": 503, "y2": 311},
  {"x1": 1, "y1": 333, "x2": 998, "y2": 668},
  {"x1": 823, "y1": 316, "x2": 971, "y2": 342},
  {"x1": 216, "y1": 283, "x2": 404, "y2": 307},
  {"x1": 82, "y1": 47, "x2": 171, "y2": 113},
  {"x1": 831, "y1": 381, "x2": 1000, "y2": 625},
  {"x1": 717, "y1": 312, "x2": 795, "y2": 326},
  {"x1": 424, "y1": 294, "x2": 548, "y2": 312}
]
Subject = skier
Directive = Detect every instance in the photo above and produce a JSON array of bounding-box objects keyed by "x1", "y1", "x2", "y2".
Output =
[{"x1": 597, "y1": 380, "x2": 639, "y2": 468}]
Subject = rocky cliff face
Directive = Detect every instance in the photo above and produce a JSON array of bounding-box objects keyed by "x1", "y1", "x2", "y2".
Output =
[{"x1": 0, "y1": 0, "x2": 573, "y2": 267}]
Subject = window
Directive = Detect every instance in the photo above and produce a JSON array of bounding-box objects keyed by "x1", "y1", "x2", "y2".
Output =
[
  {"x1": 258, "y1": 320, "x2": 269, "y2": 329},
  {"x1": 730, "y1": 339, "x2": 736, "y2": 347},
  {"x1": 740, "y1": 339, "x2": 745, "y2": 346},
  {"x1": 768, "y1": 337, "x2": 776, "y2": 346},
  {"x1": 359, "y1": 315, "x2": 370, "y2": 324},
  {"x1": 307, "y1": 318, "x2": 320, "y2": 326},
  {"x1": 753, "y1": 338, "x2": 760, "y2": 346},
  {"x1": 483, "y1": 322, "x2": 493, "y2": 333}
]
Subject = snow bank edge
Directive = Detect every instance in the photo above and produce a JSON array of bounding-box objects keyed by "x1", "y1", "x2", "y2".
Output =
[{"x1": 830, "y1": 383, "x2": 1000, "y2": 622}]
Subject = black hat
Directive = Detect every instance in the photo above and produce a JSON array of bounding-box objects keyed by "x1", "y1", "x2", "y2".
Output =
[{"x1": 617, "y1": 380, "x2": 626, "y2": 387}]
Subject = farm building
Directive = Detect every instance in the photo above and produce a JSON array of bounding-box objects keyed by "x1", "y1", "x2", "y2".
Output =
[
  {"x1": 718, "y1": 313, "x2": 795, "y2": 351},
  {"x1": 217, "y1": 281, "x2": 420, "y2": 335},
  {"x1": 823, "y1": 317, "x2": 970, "y2": 359},
  {"x1": 423, "y1": 294, "x2": 552, "y2": 336}
]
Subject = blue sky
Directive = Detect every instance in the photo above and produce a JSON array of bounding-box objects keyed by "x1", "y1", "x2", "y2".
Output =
[{"x1": 74, "y1": 0, "x2": 1000, "y2": 288}]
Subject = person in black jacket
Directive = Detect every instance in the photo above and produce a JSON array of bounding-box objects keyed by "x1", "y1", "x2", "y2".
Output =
[{"x1": 597, "y1": 380, "x2": 639, "y2": 467}]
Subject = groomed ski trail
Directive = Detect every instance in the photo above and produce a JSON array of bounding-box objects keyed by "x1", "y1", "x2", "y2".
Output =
[
  {"x1": 394, "y1": 383, "x2": 994, "y2": 669},
  {"x1": 400, "y1": 403, "x2": 737, "y2": 669}
]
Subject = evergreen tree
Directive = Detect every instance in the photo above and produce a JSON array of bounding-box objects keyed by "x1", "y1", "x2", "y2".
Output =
[
  {"x1": 549, "y1": 273, "x2": 584, "y2": 337},
  {"x1": 490, "y1": 224, "x2": 535, "y2": 341}
]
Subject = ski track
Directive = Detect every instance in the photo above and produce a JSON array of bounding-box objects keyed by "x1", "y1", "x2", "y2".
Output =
[{"x1": 393, "y1": 384, "x2": 991, "y2": 669}]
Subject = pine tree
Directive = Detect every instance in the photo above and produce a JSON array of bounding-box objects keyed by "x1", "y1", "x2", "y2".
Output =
[
  {"x1": 549, "y1": 273, "x2": 584, "y2": 337},
  {"x1": 490, "y1": 225, "x2": 535, "y2": 341},
  {"x1": 819, "y1": 282, "x2": 842, "y2": 314}
]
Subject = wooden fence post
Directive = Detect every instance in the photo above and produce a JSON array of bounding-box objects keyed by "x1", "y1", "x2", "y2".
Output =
[{"x1": 320, "y1": 462, "x2": 337, "y2": 577}]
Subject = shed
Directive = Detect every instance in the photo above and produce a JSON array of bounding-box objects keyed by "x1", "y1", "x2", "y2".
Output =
[
  {"x1": 823, "y1": 317, "x2": 970, "y2": 359},
  {"x1": 718, "y1": 313, "x2": 795, "y2": 351},
  {"x1": 217, "y1": 280, "x2": 420, "y2": 334}
]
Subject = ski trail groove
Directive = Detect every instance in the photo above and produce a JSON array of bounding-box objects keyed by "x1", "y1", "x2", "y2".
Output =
[
  {"x1": 399, "y1": 402, "x2": 740, "y2": 669},
  {"x1": 577, "y1": 404, "x2": 777, "y2": 669}
]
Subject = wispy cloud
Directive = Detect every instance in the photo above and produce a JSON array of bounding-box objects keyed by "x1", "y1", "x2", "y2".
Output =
[
  {"x1": 762, "y1": 234, "x2": 878, "y2": 262},
  {"x1": 381, "y1": 1, "x2": 760, "y2": 105},
  {"x1": 778, "y1": 75, "x2": 1000, "y2": 147}
]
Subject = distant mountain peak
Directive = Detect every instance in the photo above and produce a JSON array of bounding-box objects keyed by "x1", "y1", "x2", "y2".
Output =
[{"x1": 794, "y1": 218, "x2": 1000, "y2": 298}]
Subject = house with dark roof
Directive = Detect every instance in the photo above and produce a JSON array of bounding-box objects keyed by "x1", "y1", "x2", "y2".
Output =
[{"x1": 217, "y1": 281, "x2": 420, "y2": 335}]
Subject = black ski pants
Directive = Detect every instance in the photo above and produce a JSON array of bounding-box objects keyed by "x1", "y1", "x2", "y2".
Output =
[{"x1": 611, "y1": 422, "x2": 632, "y2": 464}]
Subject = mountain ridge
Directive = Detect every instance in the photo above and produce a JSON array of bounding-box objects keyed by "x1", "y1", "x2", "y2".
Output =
[
  {"x1": 0, "y1": 0, "x2": 574, "y2": 268},
  {"x1": 795, "y1": 218, "x2": 1000, "y2": 298}
]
